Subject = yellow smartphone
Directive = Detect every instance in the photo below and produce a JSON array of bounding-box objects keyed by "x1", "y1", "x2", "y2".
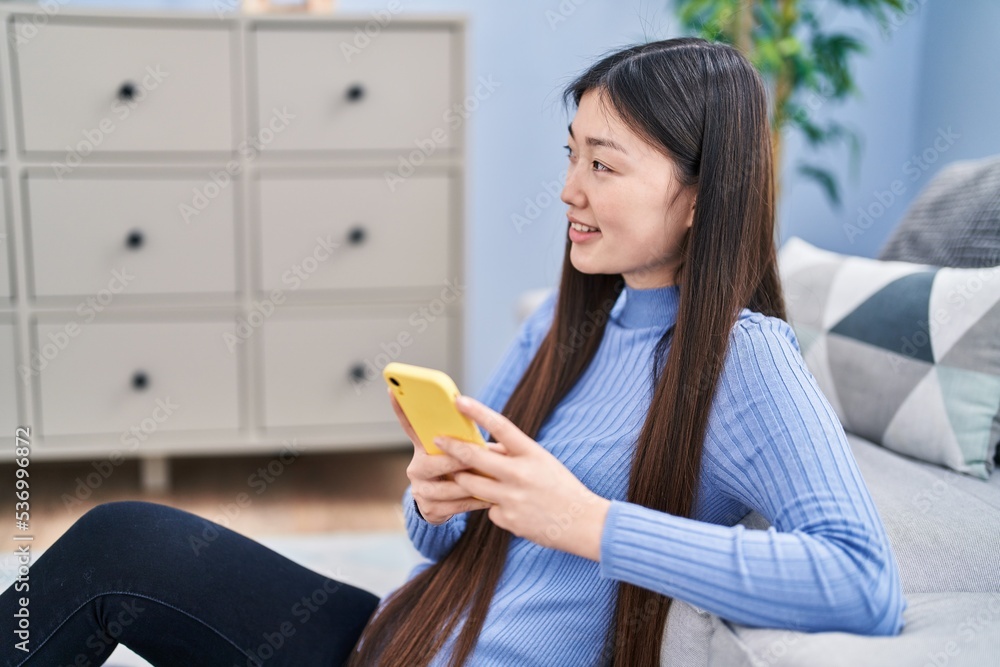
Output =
[{"x1": 382, "y1": 361, "x2": 488, "y2": 456}]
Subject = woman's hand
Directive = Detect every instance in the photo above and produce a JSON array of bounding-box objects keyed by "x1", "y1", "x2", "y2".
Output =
[
  {"x1": 433, "y1": 395, "x2": 611, "y2": 561},
  {"x1": 388, "y1": 387, "x2": 508, "y2": 526}
]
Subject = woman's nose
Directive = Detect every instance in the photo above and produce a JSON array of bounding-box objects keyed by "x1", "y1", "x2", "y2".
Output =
[{"x1": 561, "y1": 169, "x2": 584, "y2": 208}]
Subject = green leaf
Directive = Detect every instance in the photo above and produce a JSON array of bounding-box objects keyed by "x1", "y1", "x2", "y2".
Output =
[
  {"x1": 670, "y1": 0, "x2": 906, "y2": 213},
  {"x1": 798, "y1": 164, "x2": 842, "y2": 209},
  {"x1": 776, "y1": 36, "x2": 802, "y2": 56}
]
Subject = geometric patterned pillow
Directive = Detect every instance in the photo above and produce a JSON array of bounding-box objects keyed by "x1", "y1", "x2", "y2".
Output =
[{"x1": 778, "y1": 236, "x2": 1000, "y2": 479}]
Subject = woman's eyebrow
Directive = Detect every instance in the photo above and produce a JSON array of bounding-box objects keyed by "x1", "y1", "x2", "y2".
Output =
[{"x1": 568, "y1": 122, "x2": 630, "y2": 156}]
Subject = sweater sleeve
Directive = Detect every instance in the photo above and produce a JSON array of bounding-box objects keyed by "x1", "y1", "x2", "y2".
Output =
[
  {"x1": 402, "y1": 288, "x2": 558, "y2": 561},
  {"x1": 598, "y1": 315, "x2": 908, "y2": 636}
]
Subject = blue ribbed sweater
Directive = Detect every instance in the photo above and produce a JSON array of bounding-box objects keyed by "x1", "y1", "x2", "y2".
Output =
[{"x1": 375, "y1": 282, "x2": 907, "y2": 666}]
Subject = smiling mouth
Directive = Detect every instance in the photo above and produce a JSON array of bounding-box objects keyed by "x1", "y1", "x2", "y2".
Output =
[{"x1": 569, "y1": 221, "x2": 600, "y2": 233}]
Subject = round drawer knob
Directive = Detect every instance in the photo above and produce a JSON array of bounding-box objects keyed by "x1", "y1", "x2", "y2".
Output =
[
  {"x1": 345, "y1": 83, "x2": 365, "y2": 102},
  {"x1": 131, "y1": 370, "x2": 149, "y2": 391},
  {"x1": 347, "y1": 225, "x2": 367, "y2": 245},
  {"x1": 118, "y1": 81, "x2": 137, "y2": 101},
  {"x1": 125, "y1": 229, "x2": 144, "y2": 250},
  {"x1": 348, "y1": 363, "x2": 366, "y2": 383}
]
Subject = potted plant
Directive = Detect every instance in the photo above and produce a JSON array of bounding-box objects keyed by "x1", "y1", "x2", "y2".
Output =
[{"x1": 672, "y1": 0, "x2": 908, "y2": 209}]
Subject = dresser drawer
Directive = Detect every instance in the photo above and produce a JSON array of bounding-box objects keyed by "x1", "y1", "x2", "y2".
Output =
[
  {"x1": 253, "y1": 26, "x2": 453, "y2": 151},
  {"x1": 26, "y1": 174, "x2": 237, "y2": 298},
  {"x1": 261, "y1": 312, "x2": 452, "y2": 429},
  {"x1": 257, "y1": 173, "x2": 452, "y2": 292},
  {"x1": 0, "y1": 324, "x2": 17, "y2": 436},
  {"x1": 12, "y1": 18, "x2": 234, "y2": 153},
  {"x1": 35, "y1": 319, "x2": 240, "y2": 437},
  {"x1": 0, "y1": 175, "x2": 10, "y2": 299}
]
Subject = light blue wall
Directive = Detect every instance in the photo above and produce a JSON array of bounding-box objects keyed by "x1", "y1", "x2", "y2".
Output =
[
  {"x1": 47, "y1": 1, "x2": 990, "y2": 396},
  {"x1": 914, "y1": 0, "x2": 1000, "y2": 170}
]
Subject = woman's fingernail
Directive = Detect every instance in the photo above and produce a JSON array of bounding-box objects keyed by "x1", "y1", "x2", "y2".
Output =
[
  {"x1": 433, "y1": 436, "x2": 444, "y2": 446},
  {"x1": 455, "y1": 396, "x2": 469, "y2": 407}
]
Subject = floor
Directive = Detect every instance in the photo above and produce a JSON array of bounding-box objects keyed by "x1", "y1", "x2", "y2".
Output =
[
  {"x1": 0, "y1": 448, "x2": 427, "y2": 666},
  {"x1": 1, "y1": 447, "x2": 415, "y2": 550}
]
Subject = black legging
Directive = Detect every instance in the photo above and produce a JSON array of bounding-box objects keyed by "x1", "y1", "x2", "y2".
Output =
[{"x1": 1, "y1": 501, "x2": 381, "y2": 667}]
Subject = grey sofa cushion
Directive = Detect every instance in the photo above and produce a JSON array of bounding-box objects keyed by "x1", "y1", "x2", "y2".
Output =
[
  {"x1": 846, "y1": 432, "x2": 1000, "y2": 592},
  {"x1": 907, "y1": 443, "x2": 1000, "y2": 511},
  {"x1": 715, "y1": 432, "x2": 1000, "y2": 593},
  {"x1": 711, "y1": 592, "x2": 1000, "y2": 667},
  {"x1": 660, "y1": 597, "x2": 714, "y2": 666},
  {"x1": 879, "y1": 154, "x2": 1000, "y2": 269},
  {"x1": 661, "y1": 431, "x2": 1000, "y2": 667}
]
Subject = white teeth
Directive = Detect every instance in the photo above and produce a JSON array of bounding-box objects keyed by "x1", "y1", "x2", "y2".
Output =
[{"x1": 570, "y1": 222, "x2": 598, "y2": 233}]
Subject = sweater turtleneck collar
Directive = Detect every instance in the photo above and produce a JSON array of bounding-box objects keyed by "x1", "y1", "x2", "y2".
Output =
[{"x1": 612, "y1": 282, "x2": 682, "y2": 329}]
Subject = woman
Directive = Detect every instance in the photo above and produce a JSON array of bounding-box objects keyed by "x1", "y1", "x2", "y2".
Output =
[{"x1": 1, "y1": 37, "x2": 906, "y2": 667}]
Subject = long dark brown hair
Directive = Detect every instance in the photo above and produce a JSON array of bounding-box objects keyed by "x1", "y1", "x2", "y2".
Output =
[{"x1": 347, "y1": 36, "x2": 785, "y2": 666}]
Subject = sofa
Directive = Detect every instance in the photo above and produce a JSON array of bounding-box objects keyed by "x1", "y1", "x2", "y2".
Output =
[{"x1": 516, "y1": 155, "x2": 1000, "y2": 666}]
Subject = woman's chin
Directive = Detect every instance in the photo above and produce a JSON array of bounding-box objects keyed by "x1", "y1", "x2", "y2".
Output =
[{"x1": 569, "y1": 252, "x2": 608, "y2": 276}]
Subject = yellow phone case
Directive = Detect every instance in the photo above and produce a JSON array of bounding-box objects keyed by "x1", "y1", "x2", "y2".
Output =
[{"x1": 382, "y1": 361, "x2": 488, "y2": 455}]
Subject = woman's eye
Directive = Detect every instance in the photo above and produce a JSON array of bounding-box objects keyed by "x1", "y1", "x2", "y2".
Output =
[{"x1": 564, "y1": 145, "x2": 610, "y2": 173}]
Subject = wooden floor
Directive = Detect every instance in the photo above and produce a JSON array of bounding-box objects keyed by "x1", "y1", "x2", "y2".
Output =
[{"x1": 1, "y1": 447, "x2": 413, "y2": 552}]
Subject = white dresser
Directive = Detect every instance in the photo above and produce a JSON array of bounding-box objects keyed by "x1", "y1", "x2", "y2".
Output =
[{"x1": 0, "y1": 3, "x2": 467, "y2": 489}]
